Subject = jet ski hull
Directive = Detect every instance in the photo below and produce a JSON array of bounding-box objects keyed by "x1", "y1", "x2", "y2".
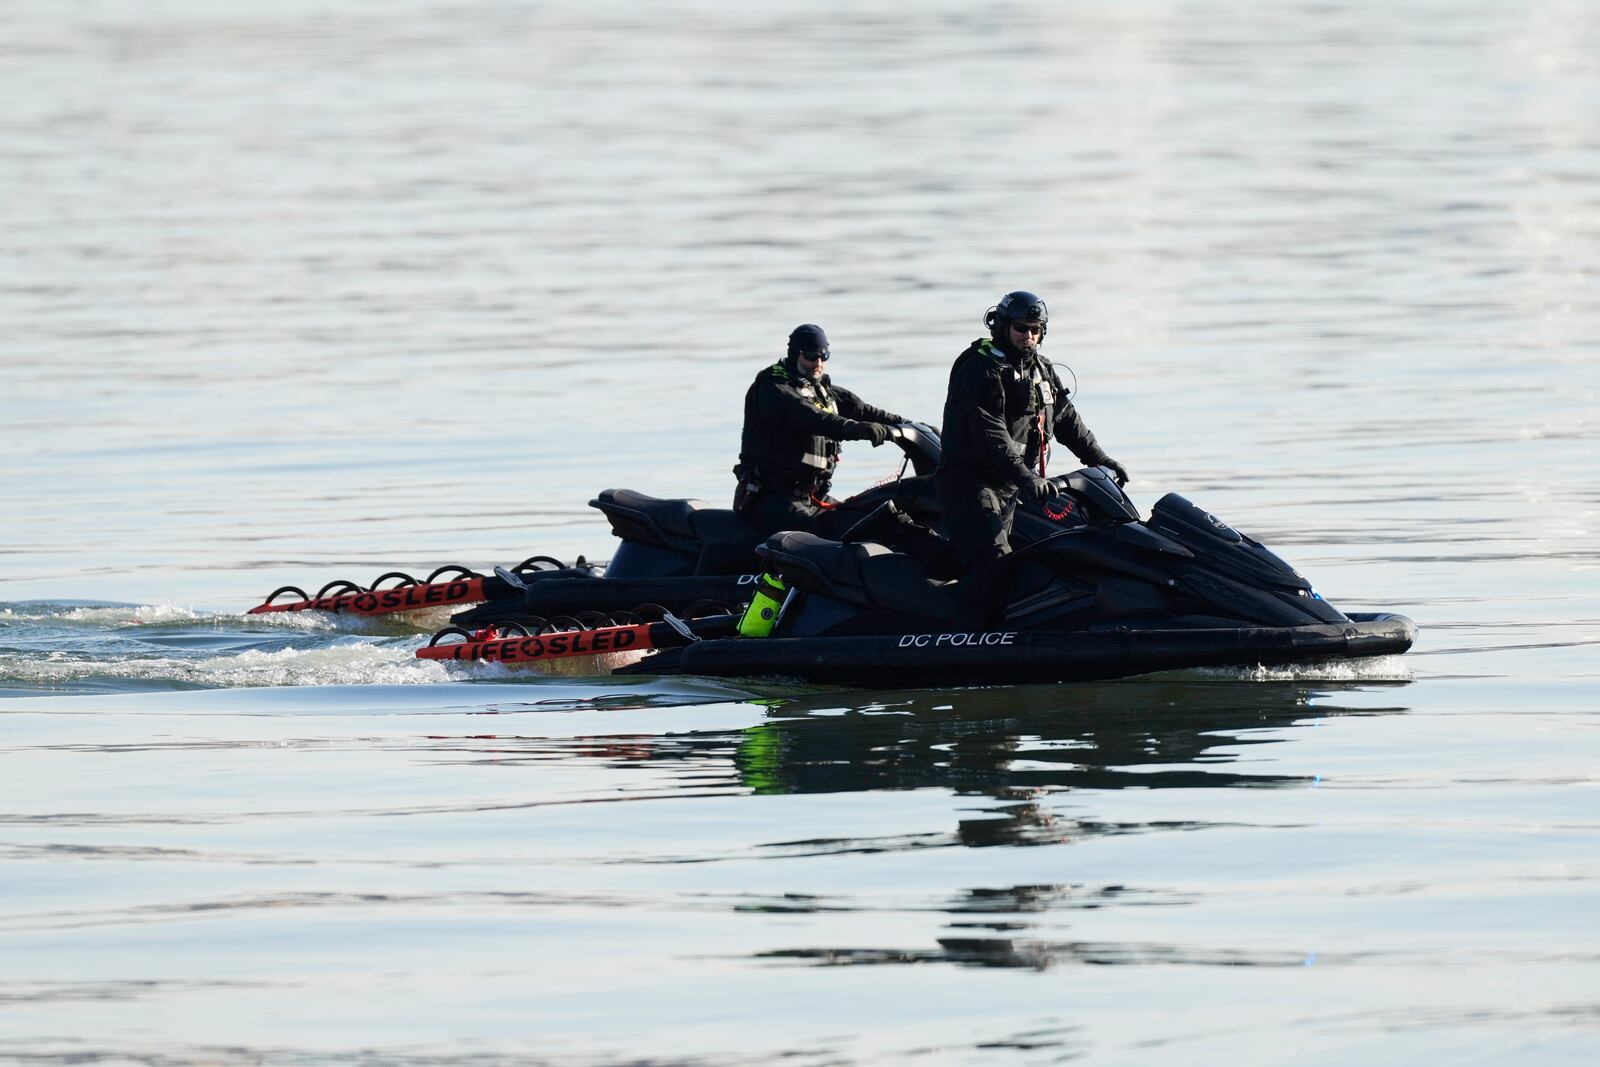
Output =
[{"x1": 617, "y1": 613, "x2": 1415, "y2": 686}]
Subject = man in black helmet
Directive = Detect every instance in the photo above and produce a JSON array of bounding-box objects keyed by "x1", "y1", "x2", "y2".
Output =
[
  {"x1": 733, "y1": 324, "x2": 905, "y2": 535},
  {"x1": 936, "y1": 291, "x2": 1128, "y2": 626}
]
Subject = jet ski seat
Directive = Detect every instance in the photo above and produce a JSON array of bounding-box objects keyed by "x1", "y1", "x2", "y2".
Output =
[
  {"x1": 591, "y1": 489, "x2": 762, "y2": 554},
  {"x1": 759, "y1": 532, "x2": 960, "y2": 621}
]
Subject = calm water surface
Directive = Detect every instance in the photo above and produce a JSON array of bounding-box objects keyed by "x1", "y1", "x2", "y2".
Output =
[{"x1": 1, "y1": 1, "x2": 1597, "y2": 1063}]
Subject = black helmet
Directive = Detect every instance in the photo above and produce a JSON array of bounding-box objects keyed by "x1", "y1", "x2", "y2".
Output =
[{"x1": 984, "y1": 290, "x2": 1048, "y2": 342}]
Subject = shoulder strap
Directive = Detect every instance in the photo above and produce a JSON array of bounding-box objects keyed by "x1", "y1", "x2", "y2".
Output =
[{"x1": 810, "y1": 377, "x2": 839, "y2": 415}]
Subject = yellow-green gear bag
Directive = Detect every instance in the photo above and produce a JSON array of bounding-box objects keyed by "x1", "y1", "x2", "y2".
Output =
[{"x1": 737, "y1": 573, "x2": 788, "y2": 638}]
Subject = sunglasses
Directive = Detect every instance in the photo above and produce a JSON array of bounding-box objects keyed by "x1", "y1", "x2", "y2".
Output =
[
  {"x1": 798, "y1": 350, "x2": 830, "y2": 361},
  {"x1": 1009, "y1": 322, "x2": 1044, "y2": 337}
]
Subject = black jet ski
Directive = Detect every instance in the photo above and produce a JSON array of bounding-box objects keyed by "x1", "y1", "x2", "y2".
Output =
[{"x1": 419, "y1": 466, "x2": 1415, "y2": 685}]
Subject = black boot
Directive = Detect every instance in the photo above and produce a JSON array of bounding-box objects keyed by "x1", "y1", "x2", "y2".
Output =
[
  {"x1": 954, "y1": 554, "x2": 1012, "y2": 629},
  {"x1": 842, "y1": 501, "x2": 913, "y2": 545},
  {"x1": 844, "y1": 502, "x2": 962, "y2": 579}
]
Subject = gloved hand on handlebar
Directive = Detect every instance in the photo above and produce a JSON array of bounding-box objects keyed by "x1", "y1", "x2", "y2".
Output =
[
  {"x1": 1099, "y1": 457, "x2": 1129, "y2": 486},
  {"x1": 860, "y1": 422, "x2": 893, "y2": 447},
  {"x1": 1022, "y1": 476, "x2": 1061, "y2": 503}
]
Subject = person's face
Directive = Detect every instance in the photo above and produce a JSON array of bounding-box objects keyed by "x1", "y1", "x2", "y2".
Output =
[
  {"x1": 1008, "y1": 321, "x2": 1044, "y2": 350},
  {"x1": 796, "y1": 351, "x2": 827, "y2": 379}
]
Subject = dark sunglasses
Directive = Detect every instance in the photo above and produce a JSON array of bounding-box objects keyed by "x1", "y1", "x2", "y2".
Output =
[
  {"x1": 1009, "y1": 322, "x2": 1044, "y2": 336},
  {"x1": 798, "y1": 350, "x2": 829, "y2": 360}
]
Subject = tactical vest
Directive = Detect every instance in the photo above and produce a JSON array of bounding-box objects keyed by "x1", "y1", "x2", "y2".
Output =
[
  {"x1": 940, "y1": 338, "x2": 1060, "y2": 484},
  {"x1": 737, "y1": 361, "x2": 844, "y2": 494}
]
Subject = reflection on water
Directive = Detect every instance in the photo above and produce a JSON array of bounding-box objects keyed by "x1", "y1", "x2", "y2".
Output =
[
  {"x1": 410, "y1": 680, "x2": 1408, "y2": 856},
  {"x1": 760, "y1": 939, "x2": 1324, "y2": 971},
  {"x1": 439, "y1": 680, "x2": 1403, "y2": 797},
  {"x1": 734, "y1": 681, "x2": 1395, "y2": 798}
]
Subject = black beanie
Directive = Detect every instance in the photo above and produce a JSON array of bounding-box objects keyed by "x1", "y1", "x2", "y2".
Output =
[{"x1": 787, "y1": 324, "x2": 829, "y2": 358}]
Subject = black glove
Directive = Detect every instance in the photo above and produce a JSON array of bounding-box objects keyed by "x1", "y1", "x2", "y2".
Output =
[
  {"x1": 1022, "y1": 476, "x2": 1061, "y2": 503},
  {"x1": 1099, "y1": 457, "x2": 1129, "y2": 486},
  {"x1": 860, "y1": 422, "x2": 890, "y2": 447}
]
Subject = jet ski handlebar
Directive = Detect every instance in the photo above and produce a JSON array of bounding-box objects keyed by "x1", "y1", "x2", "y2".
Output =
[
  {"x1": 1055, "y1": 465, "x2": 1142, "y2": 524},
  {"x1": 889, "y1": 421, "x2": 941, "y2": 477}
]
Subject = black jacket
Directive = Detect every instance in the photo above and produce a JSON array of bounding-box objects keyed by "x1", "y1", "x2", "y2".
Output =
[
  {"x1": 736, "y1": 359, "x2": 901, "y2": 494},
  {"x1": 937, "y1": 337, "x2": 1108, "y2": 492}
]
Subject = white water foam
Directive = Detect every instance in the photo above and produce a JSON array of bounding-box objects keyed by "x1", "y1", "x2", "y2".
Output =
[
  {"x1": 1184, "y1": 656, "x2": 1416, "y2": 683},
  {"x1": 0, "y1": 637, "x2": 654, "y2": 691},
  {"x1": 0, "y1": 602, "x2": 465, "y2": 637},
  {"x1": 1, "y1": 602, "x2": 339, "y2": 632},
  {"x1": 0, "y1": 642, "x2": 449, "y2": 690}
]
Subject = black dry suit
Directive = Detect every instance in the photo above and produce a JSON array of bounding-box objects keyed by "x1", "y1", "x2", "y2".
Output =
[
  {"x1": 936, "y1": 337, "x2": 1113, "y2": 623},
  {"x1": 734, "y1": 357, "x2": 901, "y2": 534},
  {"x1": 939, "y1": 337, "x2": 1109, "y2": 494}
]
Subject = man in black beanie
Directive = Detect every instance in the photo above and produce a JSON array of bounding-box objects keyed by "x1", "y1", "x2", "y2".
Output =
[{"x1": 733, "y1": 323, "x2": 904, "y2": 535}]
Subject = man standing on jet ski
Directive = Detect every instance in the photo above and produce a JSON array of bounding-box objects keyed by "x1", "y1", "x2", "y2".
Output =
[
  {"x1": 937, "y1": 291, "x2": 1128, "y2": 625},
  {"x1": 734, "y1": 323, "x2": 905, "y2": 535}
]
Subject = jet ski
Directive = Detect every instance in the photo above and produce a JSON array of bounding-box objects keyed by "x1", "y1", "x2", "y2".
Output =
[{"x1": 416, "y1": 466, "x2": 1416, "y2": 685}]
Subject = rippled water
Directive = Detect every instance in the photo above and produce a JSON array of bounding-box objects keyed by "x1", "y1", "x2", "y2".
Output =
[{"x1": 2, "y1": 0, "x2": 1597, "y2": 1063}]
